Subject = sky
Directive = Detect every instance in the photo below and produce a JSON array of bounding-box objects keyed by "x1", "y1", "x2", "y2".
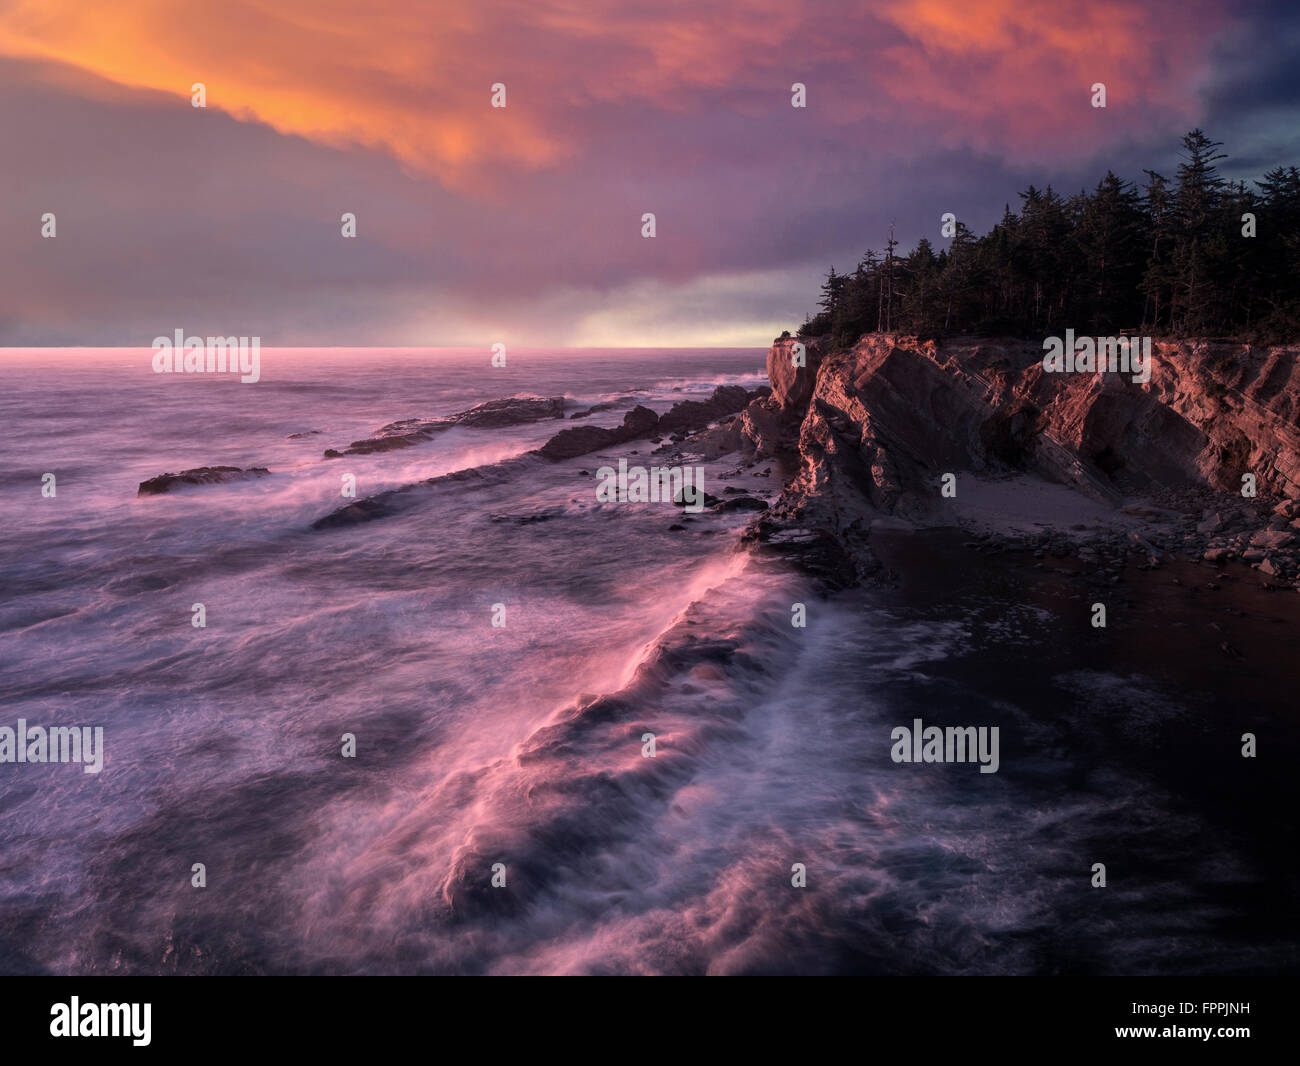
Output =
[{"x1": 0, "y1": 0, "x2": 1297, "y2": 347}]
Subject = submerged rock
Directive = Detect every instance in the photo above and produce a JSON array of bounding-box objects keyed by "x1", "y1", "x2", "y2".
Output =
[
  {"x1": 568, "y1": 402, "x2": 617, "y2": 420},
  {"x1": 137, "y1": 466, "x2": 270, "y2": 496},
  {"x1": 712, "y1": 495, "x2": 768, "y2": 512},
  {"x1": 327, "y1": 395, "x2": 565, "y2": 457}
]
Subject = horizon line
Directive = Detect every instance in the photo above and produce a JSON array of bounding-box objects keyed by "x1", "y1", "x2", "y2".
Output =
[{"x1": 0, "y1": 344, "x2": 776, "y2": 353}]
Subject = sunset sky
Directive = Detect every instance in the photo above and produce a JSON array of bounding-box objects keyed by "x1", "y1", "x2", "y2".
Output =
[{"x1": 1, "y1": 0, "x2": 1296, "y2": 346}]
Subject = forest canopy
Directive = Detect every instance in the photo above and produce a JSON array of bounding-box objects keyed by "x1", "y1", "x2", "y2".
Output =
[{"x1": 798, "y1": 131, "x2": 1300, "y2": 346}]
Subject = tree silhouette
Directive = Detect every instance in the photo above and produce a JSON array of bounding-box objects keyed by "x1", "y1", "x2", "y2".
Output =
[{"x1": 797, "y1": 131, "x2": 1294, "y2": 344}]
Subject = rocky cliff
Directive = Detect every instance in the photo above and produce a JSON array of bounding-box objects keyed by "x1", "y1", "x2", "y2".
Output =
[{"x1": 746, "y1": 333, "x2": 1300, "y2": 588}]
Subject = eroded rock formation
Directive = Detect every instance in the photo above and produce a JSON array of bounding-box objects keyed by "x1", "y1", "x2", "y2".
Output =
[{"x1": 746, "y1": 333, "x2": 1300, "y2": 588}]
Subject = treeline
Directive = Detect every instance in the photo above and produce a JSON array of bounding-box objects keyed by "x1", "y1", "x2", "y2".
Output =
[{"x1": 798, "y1": 130, "x2": 1300, "y2": 345}]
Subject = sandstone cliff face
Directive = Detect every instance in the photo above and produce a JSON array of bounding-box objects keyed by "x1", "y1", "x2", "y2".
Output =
[
  {"x1": 767, "y1": 335, "x2": 827, "y2": 414},
  {"x1": 750, "y1": 333, "x2": 1300, "y2": 585}
]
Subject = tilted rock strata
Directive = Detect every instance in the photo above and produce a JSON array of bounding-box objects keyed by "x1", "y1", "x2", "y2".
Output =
[{"x1": 747, "y1": 333, "x2": 1300, "y2": 588}]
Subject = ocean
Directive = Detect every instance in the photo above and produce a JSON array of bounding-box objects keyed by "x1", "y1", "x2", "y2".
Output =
[{"x1": 0, "y1": 348, "x2": 1294, "y2": 974}]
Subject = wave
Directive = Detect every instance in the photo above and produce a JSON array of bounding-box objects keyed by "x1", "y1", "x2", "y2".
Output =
[{"x1": 650, "y1": 369, "x2": 768, "y2": 393}]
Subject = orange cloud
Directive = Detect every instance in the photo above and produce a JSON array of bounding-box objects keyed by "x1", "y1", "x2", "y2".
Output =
[
  {"x1": 871, "y1": 0, "x2": 1228, "y2": 149},
  {"x1": 0, "y1": 0, "x2": 1234, "y2": 188},
  {"x1": 0, "y1": 0, "x2": 562, "y2": 185}
]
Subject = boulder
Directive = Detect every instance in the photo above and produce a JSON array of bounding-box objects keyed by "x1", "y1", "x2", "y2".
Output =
[{"x1": 1250, "y1": 529, "x2": 1296, "y2": 550}]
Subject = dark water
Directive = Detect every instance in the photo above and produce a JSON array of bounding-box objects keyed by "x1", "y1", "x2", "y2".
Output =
[
  {"x1": 862, "y1": 529, "x2": 1300, "y2": 975},
  {"x1": 0, "y1": 348, "x2": 1293, "y2": 974}
]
